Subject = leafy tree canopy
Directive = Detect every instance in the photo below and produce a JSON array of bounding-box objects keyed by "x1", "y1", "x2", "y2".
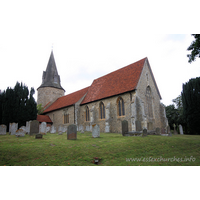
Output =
[{"x1": 187, "y1": 34, "x2": 200, "y2": 63}]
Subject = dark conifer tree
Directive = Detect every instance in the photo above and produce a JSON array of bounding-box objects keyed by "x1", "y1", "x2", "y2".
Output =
[
  {"x1": 0, "y1": 82, "x2": 37, "y2": 130},
  {"x1": 182, "y1": 77, "x2": 200, "y2": 134}
]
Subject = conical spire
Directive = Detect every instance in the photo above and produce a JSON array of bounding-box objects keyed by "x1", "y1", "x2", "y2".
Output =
[{"x1": 38, "y1": 51, "x2": 65, "y2": 91}]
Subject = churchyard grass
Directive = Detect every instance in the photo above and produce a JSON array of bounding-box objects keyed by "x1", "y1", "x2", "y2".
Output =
[{"x1": 0, "y1": 132, "x2": 199, "y2": 166}]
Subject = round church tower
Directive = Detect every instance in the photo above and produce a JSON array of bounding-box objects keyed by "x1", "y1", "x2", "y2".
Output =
[{"x1": 37, "y1": 51, "x2": 65, "y2": 109}]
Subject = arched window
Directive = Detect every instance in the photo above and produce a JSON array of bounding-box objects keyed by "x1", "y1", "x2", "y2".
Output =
[
  {"x1": 146, "y1": 86, "x2": 153, "y2": 118},
  {"x1": 86, "y1": 106, "x2": 90, "y2": 121},
  {"x1": 117, "y1": 97, "x2": 125, "y2": 116},
  {"x1": 100, "y1": 102, "x2": 105, "y2": 119}
]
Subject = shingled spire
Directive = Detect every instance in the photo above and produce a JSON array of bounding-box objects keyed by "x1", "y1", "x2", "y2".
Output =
[{"x1": 38, "y1": 51, "x2": 65, "y2": 91}]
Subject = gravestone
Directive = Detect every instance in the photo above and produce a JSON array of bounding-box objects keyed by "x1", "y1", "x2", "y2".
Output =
[
  {"x1": 58, "y1": 124, "x2": 64, "y2": 134},
  {"x1": 81, "y1": 129, "x2": 84, "y2": 134},
  {"x1": 35, "y1": 134, "x2": 43, "y2": 139},
  {"x1": 50, "y1": 125, "x2": 56, "y2": 133},
  {"x1": 46, "y1": 126, "x2": 51, "y2": 133},
  {"x1": 26, "y1": 121, "x2": 31, "y2": 134},
  {"x1": 67, "y1": 124, "x2": 77, "y2": 140},
  {"x1": 63, "y1": 125, "x2": 68, "y2": 133},
  {"x1": 174, "y1": 129, "x2": 178, "y2": 135},
  {"x1": 136, "y1": 120, "x2": 142, "y2": 131},
  {"x1": 40, "y1": 122, "x2": 47, "y2": 135},
  {"x1": 142, "y1": 128, "x2": 148, "y2": 137},
  {"x1": 179, "y1": 124, "x2": 184, "y2": 135},
  {"x1": 167, "y1": 126, "x2": 171, "y2": 134},
  {"x1": 20, "y1": 126, "x2": 26, "y2": 133},
  {"x1": 15, "y1": 128, "x2": 25, "y2": 137},
  {"x1": 156, "y1": 127, "x2": 161, "y2": 135},
  {"x1": 9, "y1": 123, "x2": 18, "y2": 135},
  {"x1": 30, "y1": 120, "x2": 39, "y2": 136},
  {"x1": 92, "y1": 124, "x2": 100, "y2": 138},
  {"x1": 0, "y1": 124, "x2": 7, "y2": 135},
  {"x1": 122, "y1": 120, "x2": 128, "y2": 136}
]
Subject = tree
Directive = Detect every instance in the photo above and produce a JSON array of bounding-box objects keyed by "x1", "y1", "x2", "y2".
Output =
[
  {"x1": 182, "y1": 77, "x2": 200, "y2": 134},
  {"x1": 165, "y1": 104, "x2": 179, "y2": 130},
  {"x1": 0, "y1": 82, "x2": 37, "y2": 129},
  {"x1": 187, "y1": 34, "x2": 200, "y2": 63}
]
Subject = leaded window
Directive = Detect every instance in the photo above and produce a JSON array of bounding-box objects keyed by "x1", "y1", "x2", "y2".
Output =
[
  {"x1": 118, "y1": 97, "x2": 125, "y2": 116},
  {"x1": 100, "y1": 102, "x2": 105, "y2": 119},
  {"x1": 86, "y1": 106, "x2": 90, "y2": 121}
]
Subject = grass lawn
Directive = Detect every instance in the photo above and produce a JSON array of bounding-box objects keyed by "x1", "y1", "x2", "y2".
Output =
[{"x1": 0, "y1": 132, "x2": 199, "y2": 166}]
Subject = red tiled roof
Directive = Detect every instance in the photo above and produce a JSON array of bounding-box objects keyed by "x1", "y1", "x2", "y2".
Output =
[
  {"x1": 81, "y1": 57, "x2": 146, "y2": 104},
  {"x1": 37, "y1": 115, "x2": 52, "y2": 123},
  {"x1": 43, "y1": 87, "x2": 90, "y2": 113}
]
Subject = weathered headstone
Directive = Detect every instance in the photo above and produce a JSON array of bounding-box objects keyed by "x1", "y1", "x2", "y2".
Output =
[
  {"x1": 0, "y1": 124, "x2": 7, "y2": 135},
  {"x1": 15, "y1": 128, "x2": 25, "y2": 137},
  {"x1": 40, "y1": 122, "x2": 47, "y2": 135},
  {"x1": 50, "y1": 125, "x2": 56, "y2": 133},
  {"x1": 81, "y1": 129, "x2": 84, "y2": 134},
  {"x1": 30, "y1": 120, "x2": 39, "y2": 136},
  {"x1": 167, "y1": 125, "x2": 171, "y2": 134},
  {"x1": 173, "y1": 124, "x2": 178, "y2": 135},
  {"x1": 142, "y1": 128, "x2": 148, "y2": 137},
  {"x1": 26, "y1": 121, "x2": 31, "y2": 134},
  {"x1": 92, "y1": 124, "x2": 100, "y2": 138},
  {"x1": 9, "y1": 123, "x2": 18, "y2": 135},
  {"x1": 67, "y1": 124, "x2": 77, "y2": 140},
  {"x1": 179, "y1": 124, "x2": 184, "y2": 135},
  {"x1": 35, "y1": 134, "x2": 43, "y2": 139},
  {"x1": 156, "y1": 127, "x2": 161, "y2": 135},
  {"x1": 46, "y1": 126, "x2": 51, "y2": 133},
  {"x1": 58, "y1": 124, "x2": 64, "y2": 134},
  {"x1": 63, "y1": 125, "x2": 68, "y2": 133},
  {"x1": 122, "y1": 120, "x2": 128, "y2": 136}
]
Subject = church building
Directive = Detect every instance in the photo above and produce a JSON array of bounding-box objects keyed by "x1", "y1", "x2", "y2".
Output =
[{"x1": 37, "y1": 51, "x2": 168, "y2": 133}]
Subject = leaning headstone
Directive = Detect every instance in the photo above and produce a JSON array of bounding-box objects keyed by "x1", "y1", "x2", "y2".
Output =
[
  {"x1": 67, "y1": 124, "x2": 77, "y2": 140},
  {"x1": 35, "y1": 134, "x2": 43, "y2": 139},
  {"x1": 92, "y1": 124, "x2": 100, "y2": 138},
  {"x1": 30, "y1": 120, "x2": 39, "y2": 136},
  {"x1": 46, "y1": 126, "x2": 51, "y2": 133},
  {"x1": 50, "y1": 125, "x2": 56, "y2": 133},
  {"x1": 142, "y1": 128, "x2": 148, "y2": 137},
  {"x1": 0, "y1": 124, "x2": 7, "y2": 135},
  {"x1": 179, "y1": 124, "x2": 184, "y2": 135},
  {"x1": 9, "y1": 123, "x2": 18, "y2": 135},
  {"x1": 40, "y1": 122, "x2": 47, "y2": 135},
  {"x1": 15, "y1": 128, "x2": 25, "y2": 137},
  {"x1": 156, "y1": 127, "x2": 161, "y2": 135},
  {"x1": 20, "y1": 126, "x2": 26, "y2": 133},
  {"x1": 122, "y1": 120, "x2": 128, "y2": 136}
]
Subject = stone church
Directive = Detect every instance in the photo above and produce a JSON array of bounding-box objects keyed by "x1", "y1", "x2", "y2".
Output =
[{"x1": 37, "y1": 51, "x2": 168, "y2": 133}]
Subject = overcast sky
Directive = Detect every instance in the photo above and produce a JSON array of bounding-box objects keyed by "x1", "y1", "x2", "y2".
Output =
[{"x1": 1, "y1": 0, "x2": 200, "y2": 106}]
